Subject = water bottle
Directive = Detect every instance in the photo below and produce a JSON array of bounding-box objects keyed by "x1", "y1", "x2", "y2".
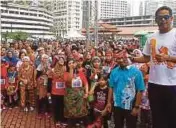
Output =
[
  {"x1": 94, "y1": 74, "x2": 98, "y2": 81},
  {"x1": 48, "y1": 96, "x2": 52, "y2": 104}
]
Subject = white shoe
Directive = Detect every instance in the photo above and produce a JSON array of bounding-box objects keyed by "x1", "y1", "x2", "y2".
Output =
[
  {"x1": 30, "y1": 107, "x2": 34, "y2": 111},
  {"x1": 24, "y1": 107, "x2": 28, "y2": 112}
]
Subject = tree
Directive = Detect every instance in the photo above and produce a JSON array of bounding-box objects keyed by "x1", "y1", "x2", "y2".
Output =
[{"x1": 2, "y1": 31, "x2": 29, "y2": 41}]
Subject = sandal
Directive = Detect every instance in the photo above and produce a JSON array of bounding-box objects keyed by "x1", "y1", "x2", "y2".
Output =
[
  {"x1": 56, "y1": 122, "x2": 62, "y2": 128},
  {"x1": 61, "y1": 123, "x2": 68, "y2": 128}
]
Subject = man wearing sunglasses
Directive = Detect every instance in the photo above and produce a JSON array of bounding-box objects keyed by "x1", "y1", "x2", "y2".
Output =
[{"x1": 131, "y1": 6, "x2": 176, "y2": 128}]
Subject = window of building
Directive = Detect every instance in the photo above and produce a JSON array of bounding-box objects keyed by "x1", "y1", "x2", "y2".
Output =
[
  {"x1": 9, "y1": 11, "x2": 14, "y2": 14},
  {"x1": 20, "y1": 12, "x2": 24, "y2": 15}
]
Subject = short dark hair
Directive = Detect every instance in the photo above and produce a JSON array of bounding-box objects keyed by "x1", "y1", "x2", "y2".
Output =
[
  {"x1": 155, "y1": 6, "x2": 172, "y2": 17},
  {"x1": 71, "y1": 45, "x2": 79, "y2": 52}
]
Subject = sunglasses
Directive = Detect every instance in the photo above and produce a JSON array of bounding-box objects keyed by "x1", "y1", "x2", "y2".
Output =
[{"x1": 156, "y1": 15, "x2": 171, "y2": 20}]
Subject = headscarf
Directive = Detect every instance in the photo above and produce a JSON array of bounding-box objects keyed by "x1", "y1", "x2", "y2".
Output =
[{"x1": 22, "y1": 56, "x2": 30, "y2": 62}]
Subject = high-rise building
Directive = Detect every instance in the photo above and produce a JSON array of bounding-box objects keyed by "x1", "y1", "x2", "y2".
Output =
[
  {"x1": 51, "y1": 0, "x2": 82, "y2": 38},
  {"x1": 98, "y1": 0, "x2": 129, "y2": 19},
  {"x1": 82, "y1": 1, "x2": 97, "y2": 28},
  {"x1": 173, "y1": 11, "x2": 176, "y2": 27},
  {"x1": 4, "y1": 0, "x2": 52, "y2": 10},
  {"x1": 1, "y1": 0, "x2": 54, "y2": 38},
  {"x1": 143, "y1": 0, "x2": 176, "y2": 16},
  {"x1": 139, "y1": 1, "x2": 145, "y2": 16},
  {"x1": 82, "y1": 0, "x2": 129, "y2": 28}
]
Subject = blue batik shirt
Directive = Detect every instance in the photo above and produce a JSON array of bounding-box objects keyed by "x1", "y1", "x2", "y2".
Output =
[{"x1": 109, "y1": 65, "x2": 145, "y2": 110}]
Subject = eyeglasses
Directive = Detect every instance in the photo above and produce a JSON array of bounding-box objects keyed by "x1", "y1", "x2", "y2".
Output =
[{"x1": 156, "y1": 15, "x2": 171, "y2": 20}]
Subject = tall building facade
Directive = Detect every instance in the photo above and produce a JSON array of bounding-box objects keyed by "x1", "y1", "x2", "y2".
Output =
[
  {"x1": 102, "y1": 15, "x2": 156, "y2": 27},
  {"x1": 51, "y1": 0, "x2": 82, "y2": 38},
  {"x1": 82, "y1": 0, "x2": 130, "y2": 28},
  {"x1": 174, "y1": 11, "x2": 176, "y2": 27},
  {"x1": 82, "y1": 1, "x2": 97, "y2": 28},
  {"x1": 140, "y1": 0, "x2": 176, "y2": 16},
  {"x1": 4, "y1": 0, "x2": 52, "y2": 11},
  {"x1": 98, "y1": 0, "x2": 129, "y2": 19},
  {"x1": 1, "y1": 0, "x2": 54, "y2": 38},
  {"x1": 139, "y1": 1, "x2": 145, "y2": 16}
]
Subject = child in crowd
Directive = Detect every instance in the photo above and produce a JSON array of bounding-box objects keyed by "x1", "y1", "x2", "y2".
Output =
[
  {"x1": 87, "y1": 75, "x2": 109, "y2": 128},
  {"x1": 140, "y1": 63, "x2": 152, "y2": 128},
  {"x1": 88, "y1": 56, "x2": 102, "y2": 122},
  {"x1": 1, "y1": 59, "x2": 9, "y2": 110},
  {"x1": 7, "y1": 64, "x2": 18, "y2": 108}
]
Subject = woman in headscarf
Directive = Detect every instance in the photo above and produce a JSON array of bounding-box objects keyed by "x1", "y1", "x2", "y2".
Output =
[
  {"x1": 36, "y1": 54, "x2": 51, "y2": 119},
  {"x1": 132, "y1": 49, "x2": 143, "y2": 69},
  {"x1": 64, "y1": 58, "x2": 89, "y2": 128},
  {"x1": 18, "y1": 56, "x2": 36, "y2": 112},
  {"x1": 4, "y1": 51, "x2": 19, "y2": 66},
  {"x1": 47, "y1": 56, "x2": 69, "y2": 127}
]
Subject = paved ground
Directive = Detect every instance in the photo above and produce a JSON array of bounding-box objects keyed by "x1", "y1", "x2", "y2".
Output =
[
  {"x1": 1, "y1": 108, "x2": 55, "y2": 128},
  {"x1": 1, "y1": 108, "x2": 142, "y2": 128}
]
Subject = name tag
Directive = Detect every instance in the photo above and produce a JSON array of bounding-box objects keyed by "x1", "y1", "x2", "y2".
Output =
[
  {"x1": 0, "y1": 79, "x2": 5, "y2": 85},
  {"x1": 9, "y1": 77, "x2": 15, "y2": 84},
  {"x1": 56, "y1": 82, "x2": 65, "y2": 89},
  {"x1": 72, "y1": 77, "x2": 82, "y2": 88}
]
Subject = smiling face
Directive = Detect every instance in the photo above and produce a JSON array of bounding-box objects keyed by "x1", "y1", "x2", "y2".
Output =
[
  {"x1": 22, "y1": 58, "x2": 30, "y2": 66},
  {"x1": 155, "y1": 9, "x2": 173, "y2": 33},
  {"x1": 115, "y1": 50, "x2": 129, "y2": 68},
  {"x1": 58, "y1": 57, "x2": 65, "y2": 66}
]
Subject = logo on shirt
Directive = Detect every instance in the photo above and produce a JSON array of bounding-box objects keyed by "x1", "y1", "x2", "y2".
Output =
[
  {"x1": 56, "y1": 82, "x2": 65, "y2": 89},
  {"x1": 150, "y1": 38, "x2": 176, "y2": 69},
  {"x1": 0, "y1": 79, "x2": 5, "y2": 85},
  {"x1": 72, "y1": 77, "x2": 82, "y2": 88},
  {"x1": 121, "y1": 76, "x2": 136, "y2": 110}
]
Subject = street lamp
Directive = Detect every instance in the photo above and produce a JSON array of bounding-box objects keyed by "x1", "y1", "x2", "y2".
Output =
[{"x1": 94, "y1": 0, "x2": 98, "y2": 47}]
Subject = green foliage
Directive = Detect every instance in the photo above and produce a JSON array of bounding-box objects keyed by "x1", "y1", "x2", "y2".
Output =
[{"x1": 2, "y1": 31, "x2": 29, "y2": 41}]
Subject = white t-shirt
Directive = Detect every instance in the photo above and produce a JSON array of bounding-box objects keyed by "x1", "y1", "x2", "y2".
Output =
[{"x1": 143, "y1": 28, "x2": 176, "y2": 86}]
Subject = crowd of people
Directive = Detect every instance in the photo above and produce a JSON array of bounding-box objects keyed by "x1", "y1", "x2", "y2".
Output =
[
  {"x1": 1, "y1": 36, "x2": 149, "y2": 128},
  {"x1": 1, "y1": 6, "x2": 176, "y2": 128}
]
